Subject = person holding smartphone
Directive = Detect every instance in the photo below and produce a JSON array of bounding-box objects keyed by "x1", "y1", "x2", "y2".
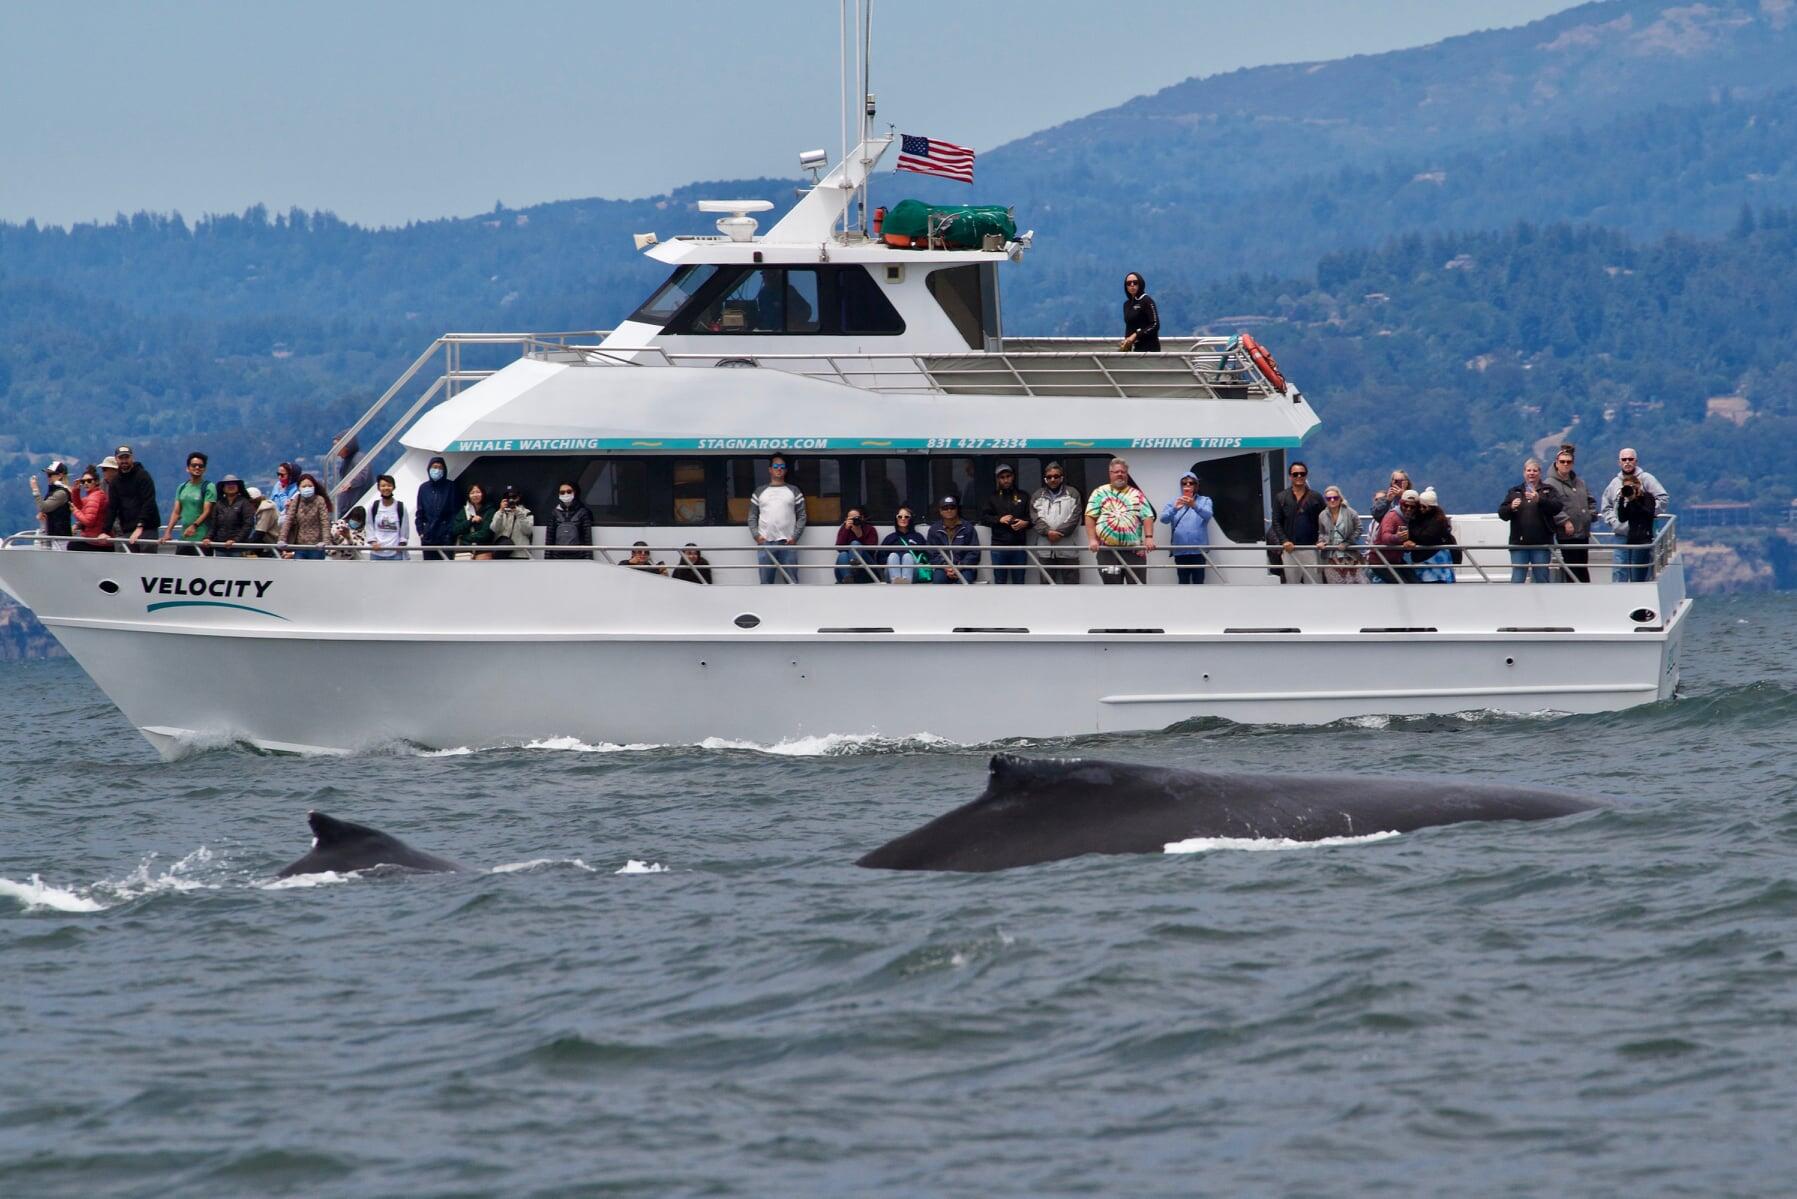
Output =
[{"x1": 1499, "y1": 457, "x2": 1565, "y2": 584}]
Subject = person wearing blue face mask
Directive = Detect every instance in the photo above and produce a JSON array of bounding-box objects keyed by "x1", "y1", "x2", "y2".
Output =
[{"x1": 415, "y1": 455, "x2": 457, "y2": 560}]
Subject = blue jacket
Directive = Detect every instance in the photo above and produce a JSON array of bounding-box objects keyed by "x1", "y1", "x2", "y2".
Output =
[
  {"x1": 925, "y1": 520, "x2": 980, "y2": 568},
  {"x1": 415, "y1": 477, "x2": 458, "y2": 546},
  {"x1": 1159, "y1": 495, "x2": 1213, "y2": 547}
]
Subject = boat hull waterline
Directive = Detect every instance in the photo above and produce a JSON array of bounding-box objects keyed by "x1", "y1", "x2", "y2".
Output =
[{"x1": 0, "y1": 553, "x2": 1686, "y2": 757}]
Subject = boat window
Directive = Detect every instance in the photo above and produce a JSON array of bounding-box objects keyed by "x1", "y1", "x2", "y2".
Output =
[
  {"x1": 929, "y1": 457, "x2": 980, "y2": 510},
  {"x1": 725, "y1": 457, "x2": 842, "y2": 524},
  {"x1": 684, "y1": 268, "x2": 818, "y2": 334},
  {"x1": 927, "y1": 265, "x2": 985, "y2": 350},
  {"x1": 627, "y1": 265, "x2": 720, "y2": 327},
  {"x1": 1191, "y1": 452, "x2": 1267, "y2": 543},
  {"x1": 855, "y1": 457, "x2": 909, "y2": 523},
  {"x1": 672, "y1": 459, "x2": 708, "y2": 525},
  {"x1": 579, "y1": 458, "x2": 650, "y2": 525},
  {"x1": 837, "y1": 267, "x2": 906, "y2": 335}
]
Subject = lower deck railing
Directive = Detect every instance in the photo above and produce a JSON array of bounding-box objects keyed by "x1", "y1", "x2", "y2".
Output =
[{"x1": 3, "y1": 521, "x2": 1681, "y2": 585}]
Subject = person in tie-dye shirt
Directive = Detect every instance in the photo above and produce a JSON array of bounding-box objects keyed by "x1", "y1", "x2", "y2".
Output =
[{"x1": 1084, "y1": 457, "x2": 1156, "y2": 584}]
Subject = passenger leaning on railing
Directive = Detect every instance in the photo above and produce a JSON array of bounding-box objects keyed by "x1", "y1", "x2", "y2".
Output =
[
  {"x1": 204, "y1": 475, "x2": 257, "y2": 557},
  {"x1": 68, "y1": 467, "x2": 111, "y2": 552},
  {"x1": 328, "y1": 507, "x2": 369, "y2": 559},
  {"x1": 1030, "y1": 462, "x2": 1083, "y2": 585},
  {"x1": 160, "y1": 451, "x2": 216, "y2": 557},
  {"x1": 1085, "y1": 457, "x2": 1156, "y2": 585},
  {"x1": 279, "y1": 473, "x2": 333, "y2": 560},
  {"x1": 926, "y1": 496, "x2": 980, "y2": 584},
  {"x1": 1404, "y1": 488, "x2": 1457, "y2": 584},
  {"x1": 108, "y1": 446, "x2": 159, "y2": 553}
]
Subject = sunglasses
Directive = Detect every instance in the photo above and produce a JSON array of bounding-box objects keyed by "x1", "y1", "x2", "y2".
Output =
[
  {"x1": 770, "y1": 464, "x2": 788, "y2": 471},
  {"x1": 1290, "y1": 471, "x2": 1307, "y2": 478}
]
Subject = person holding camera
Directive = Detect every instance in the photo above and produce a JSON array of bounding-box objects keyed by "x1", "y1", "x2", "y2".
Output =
[
  {"x1": 489, "y1": 484, "x2": 535, "y2": 560},
  {"x1": 1599, "y1": 448, "x2": 1668, "y2": 582},
  {"x1": 833, "y1": 507, "x2": 879, "y2": 583}
]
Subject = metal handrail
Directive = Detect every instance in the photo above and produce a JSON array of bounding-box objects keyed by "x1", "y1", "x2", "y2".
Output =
[{"x1": 3, "y1": 519, "x2": 1681, "y2": 585}]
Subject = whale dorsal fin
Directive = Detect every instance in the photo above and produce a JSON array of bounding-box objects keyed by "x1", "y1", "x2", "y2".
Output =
[{"x1": 307, "y1": 810, "x2": 379, "y2": 847}]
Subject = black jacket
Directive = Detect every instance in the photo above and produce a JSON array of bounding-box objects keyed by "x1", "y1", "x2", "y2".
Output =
[
  {"x1": 1498, "y1": 484, "x2": 1565, "y2": 545},
  {"x1": 415, "y1": 476, "x2": 458, "y2": 547},
  {"x1": 1268, "y1": 487, "x2": 1325, "y2": 546},
  {"x1": 1122, "y1": 294, "x2": 1160, "y2": 352},
  {"x1": 672, "y1": 557, "x2": 713, "y2": 584},
  {"x1": 108, "y1": 465, "x2": 158, "y2": 537},
  {"x1": 1617, "y1": 488, "x2": 1657, "y2": 544},
  {"x1": 981, "y1": 487, "x2": 1031, "y2": 546},
  {"x1": 210, "y1": 493, "x2": 258, "y2": 544},
  {"x1": 545, "y1": 501, "x2": 594, "y2": 560}
]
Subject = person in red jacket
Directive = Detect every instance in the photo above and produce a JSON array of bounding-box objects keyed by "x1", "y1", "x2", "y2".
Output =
[
  {"x1": 834, "y1": 507, "x2": 880, "y2": 583},
  {"x1": 68, "y1": 467, "x2": 112, "y2": 551}
]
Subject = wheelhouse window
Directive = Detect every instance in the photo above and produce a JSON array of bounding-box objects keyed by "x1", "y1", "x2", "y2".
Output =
[
  {"x1": 684, "y1": 268, "x2": 819, "y2": 334},
  {"x1": 837, "y1": 267, "x2": 906, "y2": 334},
  {"x1": 927, "y1": 265, "x2": 988, "y2": 350},
  {"x1": 627, "y1": 265, "x2": 720, "y2": 327}
]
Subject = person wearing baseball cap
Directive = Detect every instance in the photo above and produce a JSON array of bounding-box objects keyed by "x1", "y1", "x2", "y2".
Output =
[
  {"x1": 981, "y1": 464, "x2": 1031, "y2": 585},
  {"x1": 106, "y1": 444, "x2": 159, "y2": 552},
  {"x1": 28, "y1": 460, "x2": 73, "y2": 546},
  {"x1": 925, "y1": 495, "x2": 979, "y2": 584}
]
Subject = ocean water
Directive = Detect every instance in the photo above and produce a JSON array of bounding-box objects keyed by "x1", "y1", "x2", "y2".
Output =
[{"x1": 3, "y1": 593, "x2": 1794, "y2": 1197}]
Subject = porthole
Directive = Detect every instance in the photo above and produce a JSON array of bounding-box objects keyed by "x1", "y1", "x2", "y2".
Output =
[
  {"x1": 1629, "y1": 608, "x2": 1657, "y2": 624},
  {"x1": 98, "y1": 579, "x2": 120, "y2": 595},
  {"x1": 733, "y1": 613, "x2": 761, "y2": 629}
]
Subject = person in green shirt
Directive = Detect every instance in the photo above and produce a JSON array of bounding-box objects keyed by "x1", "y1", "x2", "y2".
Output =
[
  {"x1": 1084, "y1": 457, "x2": 1156, "y2": 584},
  {"x1": 161, "y1": 450, "x2": 218, "y2": 557}
]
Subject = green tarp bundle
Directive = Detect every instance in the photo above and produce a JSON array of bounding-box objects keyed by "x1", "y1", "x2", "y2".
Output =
[{"x1": 883, "y1": 199, "x2": 1016, "y2": 248}]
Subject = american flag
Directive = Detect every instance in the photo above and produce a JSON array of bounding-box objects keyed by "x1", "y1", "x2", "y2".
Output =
[{"x1": 896, "y1": 134, "x2": 975, "y2": 183}]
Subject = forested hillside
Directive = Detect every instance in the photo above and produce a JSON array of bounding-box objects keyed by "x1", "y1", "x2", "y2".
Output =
[{"x1": 3, "y1": 0, "x2": 1797, "y2": 540}]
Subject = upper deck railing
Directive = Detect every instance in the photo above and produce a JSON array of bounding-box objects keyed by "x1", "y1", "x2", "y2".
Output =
[{"x1": 327, "y1": 331, "x2": 1292, "y2": 502}]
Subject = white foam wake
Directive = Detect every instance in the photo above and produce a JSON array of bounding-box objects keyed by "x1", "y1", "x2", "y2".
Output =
[
  {"x1": 1, "y1": 847, "x2": 221, "y2": 912},
  {"x1": 415, "y1": 731, "x2": 961, "y2": 758},
  {"x1": 1163, "y1": 830, "x2": 1401, "y2": 855},
  {"x1": 490, "y1": 858, "x2": 597, "y2": 874},
  {"x1": 616, "y1": 860, "x2": 668, "y2": 874},
  {"x1": 0, "y1": 876, "x2": 109, "y2": 912}
]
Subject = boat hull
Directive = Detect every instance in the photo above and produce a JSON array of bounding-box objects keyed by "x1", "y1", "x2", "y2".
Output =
[{"x1": 1, "y1": 551, "x2": 1687, "y2": 756}]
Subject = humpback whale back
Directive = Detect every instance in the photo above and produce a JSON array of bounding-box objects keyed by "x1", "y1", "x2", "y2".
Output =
[
  {"x1": 277, "y1": 811, "x2": 467, "y2": 878},
  {"x1": 857, "y1": 754, "x2": 1600, "y2": 872}
]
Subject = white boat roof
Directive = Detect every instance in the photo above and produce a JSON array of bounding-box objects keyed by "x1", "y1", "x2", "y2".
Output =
[{"x1": 403, "y1": 358, "x2": 1317, "y2": 455}]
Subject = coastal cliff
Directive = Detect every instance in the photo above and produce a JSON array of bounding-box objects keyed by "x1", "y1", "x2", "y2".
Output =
[{"x1": 0, "y1": 595, "x2": 63, "y2": 662}]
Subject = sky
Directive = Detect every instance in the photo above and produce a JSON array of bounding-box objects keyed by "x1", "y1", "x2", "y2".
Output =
[{"x1": 1, "y1": 0, "x2": 1578, "y2": 229}]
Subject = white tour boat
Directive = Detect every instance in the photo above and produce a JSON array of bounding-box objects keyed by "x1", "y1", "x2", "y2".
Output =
[{"x1": 0, "y1": 134, "x2": 1688, "y2": 756}]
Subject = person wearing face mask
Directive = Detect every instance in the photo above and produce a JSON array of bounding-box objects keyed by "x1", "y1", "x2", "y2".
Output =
[
  {"x1": 328, "y1": 505, "x2": 370, "y2": 559},
  {"x1": 278, "y1": 473, "x2": 333, "y2": 560},
  {"x1": 415, "y1": 455, "x2": 458, "y2": 560},
  {"x1": 545, "y1": 481, "x2": 594, "y2": 561}
]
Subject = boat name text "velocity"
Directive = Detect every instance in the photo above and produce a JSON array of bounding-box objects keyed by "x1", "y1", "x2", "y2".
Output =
[{"x1": 141, "y1": 577, "x2": 273, "y2": 599}]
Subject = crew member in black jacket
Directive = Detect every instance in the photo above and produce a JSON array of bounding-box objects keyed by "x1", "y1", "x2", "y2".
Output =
[
  {"x1": 1269, "y1": 461, "x2": 1326, "y2": 583},
  {"x1": 1121, "y1": 272, "x2": 1160, "y2": 352},
  {"x1": 106, "y1": 446, "x2": 158, "y2": 552}
]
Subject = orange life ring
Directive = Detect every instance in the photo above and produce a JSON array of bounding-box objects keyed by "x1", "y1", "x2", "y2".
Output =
[{"x1": 1240, "y1": 333, "x2": 1288, "y2": 394}]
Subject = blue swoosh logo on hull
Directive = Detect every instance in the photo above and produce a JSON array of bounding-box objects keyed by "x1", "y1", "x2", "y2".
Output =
[{"x1": 146, "y1": 600, "x2": 290, "y2": 621}]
